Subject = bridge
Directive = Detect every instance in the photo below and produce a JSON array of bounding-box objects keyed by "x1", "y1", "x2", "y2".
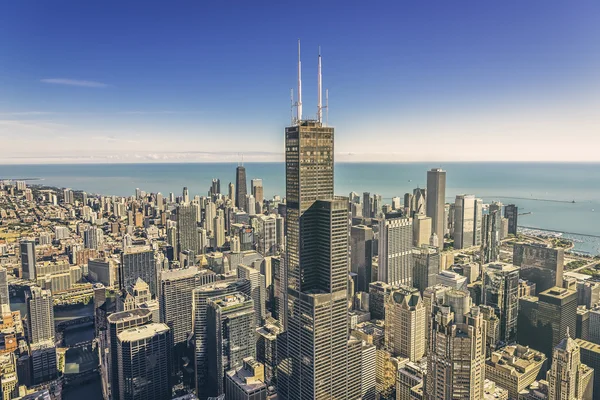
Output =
[{"x1": 56, "y1": 316, "x2": 94, "y2": 346}]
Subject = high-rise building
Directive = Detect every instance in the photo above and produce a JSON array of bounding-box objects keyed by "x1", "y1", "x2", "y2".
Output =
[
  {"x1": 25, "y1": 286, "x2": 55, "y2": 344},
  {"x1": 117, "y1": 323, "x2": 171, "y2": 400},
  {"x1": 20, "y1": 240, "x2": 36, "y2": 280},
  {"x1": 158, "y1": 267, "x2": 199, "y2": 351},
  {"x1": 211, "y1": 179, "x2": 221, "y2": 198},
  {"x1": 426, "y1": 305, "x2": 486, "y2": 399},
  {"x1": 236, "y1": 166, "x2": 248, "y2": 212},
  {"x1": 192, "y1": 279, "x2": 251, "y2": 396},
  {"x1": 483, "y1": 262, "x2": 520, "y2": 343},
  {"x1": 482, "y1": 209, "x2": 502, "y2": 264},
  {"x1": 183, "y1": 186, "x2": 190, "y2": 204},
  {"x1": 256, "y1": 215, "x2": 277, "y2": 256},
  {"x1": 513, "y1": 242, "x2": 564, "y2": 293},
  {"x1": 369, "y1": 281, "x2": 393, "y2": 320},
  {"x1": 256, "y1": 319, "x2": 283, "y2": 385},
  {"x1": 575, "y1": 339, "x2": 600, "y2": 398},
  {"x1": 412, "y1": 245, "x2": 440, "y2": 293},
  {"x1": 120, "y1": 246, "x2": 158, "y2": 297},
  {"x1": 251, "y1": 178, "x2": 264, "y2": 203},
  {"x1": 213, "y1": 214, "x2": 225, "y2": 249},
  {"x1": 350, "y1": 225, "x2": 374, "y2": 293},
  {"x1": 547, "y1": 331, "x2": 594, "y2": 400},
  {"x1": 384, "y1": 285, "x2": 426, "y2": 361},
  {"x1": 237, "y1": 264, "x2": 266, "y2": 327},
  {"x1": 106, "y1": 309, "x2": 153, "y2": 400},
  {"x1": 504, "y1": 204, "x2": 518, "y2": 236},
  {"x1": 30, "y1": 341, "x2": 57, "y2": 385},
  {"x1": 453, "y1": 194, "x2": 476, "y2": 249},
  {"x1": 378, "y1": 211, "x2": 413, "y2": 286},
  {"x1": 473, "y1": 198, "x2": 484, "y2": 247},
  {"x1": 228, "y1": 182, "x2": 235, "y2": 204},
  {"x1": 361, "y1": 342, "x2": 377, "y2": 400},
  {"x1": 426, "y1": 168, "x2": 446, "y2": 245},
  {"x1": 362, "y1": 192, "x2": 371, "y2": 219},
  {"x1": 518, "y1": 287, "x2": 577, "y2": 360},
  {"x1": 178, "y1": 203, "x2": 199, "y2": 256},
  {"x1": 206, "y1": 293, "x2": 255, "y2": 397},
  {"x1": 413, "y1": 214, "x2": 432, "y2": 247},
  {"x1": 0, "y1": 267, "x2": 9, "y2": 308}
]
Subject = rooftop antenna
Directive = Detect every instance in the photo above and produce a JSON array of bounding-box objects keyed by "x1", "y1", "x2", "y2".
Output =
[
  {"x1": 297, "y1": 39, "x2": 302, "y2": 122},
  {"x1": 317, "y1": 46, "x2": 322, "y2": 124},
  {"x1": 325, "y1": 89, "x2": 329, "y2": 126},
  {"x1": 290, "y1": 88, "x2": 294, "y2": 125}
]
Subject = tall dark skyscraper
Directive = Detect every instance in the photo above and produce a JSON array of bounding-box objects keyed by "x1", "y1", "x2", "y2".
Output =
[
  {"x1": 278, "y1": 43, "x2": 357, "y2": 400},
  {"x1": 426, "y1": 168, "x2": 446, "y2": 246},
  {"x1": 504, "y1": 204, "x2": 519, "y2": 236},
  {"x1": 20, "y1": 239, "x2": 36, "y2": 280},
  {"x1": 483, "y1": 262, "x2": 520, "y2": 343},
  {"x1": 120, "y1": 246, "x2": 158, "y2": 297},
  {"x1": 177, "y1": 203, "x2": 199, "y2": 256},
  {"x1": 236, "y1": 165, "x2": 247, "y2": 211}
]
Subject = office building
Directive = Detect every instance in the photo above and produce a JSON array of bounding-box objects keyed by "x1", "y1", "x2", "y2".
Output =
[
  {"x1": 178, "y1": 203, "x2": 200, "y2": 255},
  {"x1": 504, "y1": 204, "x2": 518, "y2": 236},
  {"x1": 120, "y1": 246, "x2": 158, "y2": 297},
  {"x1": 436, "y1": 270, "x2": 467, "y2": 290},
  {"x1": 482, "y1": 209, "x2": 502, "y2": 264},
  {"x1": 397, "y1": 359, "x2": 427, "y2": 400},
  {"x1": 483, "y1": 262, "x2": 520, "y2": 343},
  {"x1": 384, "y1": 285, "x2": 425, "y2": 361},
  {"x1": 363, "y1": 192, "x2": 372, "y2": 219},
  {"x1": 0, "y1": 267, "x2": 9, "y2": 308},
  {"x1": 360, "y1": 342, "x2": 377, "y2": 400},
  {"x1": 213, "y1": 214, "x2": 225, "y2": 249},
  {"x1": 256, "y1": 319, "x2": 283, "y2": 385},
  {"x1": 485, "y1": 345, "x2": 546, "y2": 399},
  {"x1": 256, "y1": 215, "x2": 277, "y2": 256},
  {"x1": 547, "y1": 331, "x2": 594, "y2": 400},
  {"x1": 412, "y1": 245, "x2": 440, "y2": 293},
  {"x1": 30, "y1": 340, "x2": 57, "y2": 385},
  {"x1": 378, "y1": 211, "x2": 413, "y2": 286},
  {"x1": 225, "y1": 358, "x2": 268, "y2": 400},
  {"x1": 237, "y1": 264, "x2": 267, "y2": 327},
  {"x1": 159, "y1": 267, "x2": 198, "y2": 349},
  {"x1": 576, "y1": 339, "x2": 600, "y2": 398},
  {"x1": 453, "y1": 194, "x2": 476, "y2": 249},
  {"x1": 426, "y1": 168, "x2": 446, "y2": 245},
  {"x1": 426, "y1": 305, "x2": 486, "y2": 400},
  {"x1": 236, "y1": 166, "x2": 248, "y2": 212},
  {"x1": 413, "y1": 214, "x2": 432, "y2": 247},
  {"x1": 518, "y1": 287, "x2": 577, "y2": 360},
  {"x1": 20, "y1": 240, "x2": 36, "y2": 280},
  {"x1": 513, "y1": 243, "x2": 564, "y2": 293},
  {"x1": 577, "y1": 306, "x2": 590, "y2": 341},
  {"x1": 206, "y1": 293, "x2": 255, "y2": 397},
  {"x1": 192, "y1": 279, "x2": 250, "y2": 395},
  {"x1": 25, "y1": 286, "x2": 55, "y2": 343},
  {"x1": 117, "y1": 323, "x2": 171, "y2": 400},
  {"x1": 351, "y1": 225, "x2": 374, "y2": 293}
]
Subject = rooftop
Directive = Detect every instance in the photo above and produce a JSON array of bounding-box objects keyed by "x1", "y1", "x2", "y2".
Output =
[{"x1": 118, "y1": 322, "x2": 169, "y2": 342}]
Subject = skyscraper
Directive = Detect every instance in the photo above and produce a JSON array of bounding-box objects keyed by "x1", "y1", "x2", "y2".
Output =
[
  {"x1": 20, "y1": 240, "x2": 36, "y2": 280},
  {"x1": 117, "y1": 323, "x2": 171, "y2": 400},
  {"x1": 177, "y1": 203, "x2": 199, "y2": 256},
  {"x1": 513, "y1": 242, "x2": 564, "y2": 293},
  {"x1": 426, "y1": 305, "x2": 486, "y2": 399},
  {"x1": 426, "y1": 168, "x2": 446, "y2": 245},
  {"x1": 0, "y1": 267, "x2": 9, "y2": 308},
  {"x1": 384, "y1": 285, "x2": 426, "y2": 361},
  {"x1": 504, "y1": 204, "x2": 518, "y2": 236},
  {"x1": 482, "y1": 209, "x2": 502, "y2": 264},
  {"x1": 206, "y1": 292, "x2": 255, "y2": 397},
  {"x1": 453, "y1": 194, "x2": 476, "y2": 249},
  {"x1": 351, "y1": 225, "x2": 374, "y2": 293},
  {"x1": 362, "y1": 192, "x2": 371, "y2": 219},
  {"x1": 25, "y1": 286, "x2": 55, "y2": 344},
  {"x1": 237, "y1": 264, "x2": 267, "y2": 327},
  {"x1": 236, "y1": 166, "x2": 247, "y2": 211},
  {"x1": 279, "y1": 43, "x2": 356, "y2": 400},
  {"x1": 378, "y1": 211, "x2": 413, "y2": 286},
  {"x1": 120, "y1": 246, "x2": 158, "y2": 297},
  {"x1": 483, "y1": 262, "x2": 520, "y2": 343},
  {"x1": 412, "y1": 245, "x2": 440, "y2": 293},
  {"x1": 228, "y1": 182, "x2": 235, "y2": 205},
  {"x1": 547, "y1": 331, "x2": 594, "y2": 400}
]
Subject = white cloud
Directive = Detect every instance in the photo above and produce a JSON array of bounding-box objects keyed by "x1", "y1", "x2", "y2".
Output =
[{"x1": 40, "y1": 78, "x2": 109, "y2": 88}]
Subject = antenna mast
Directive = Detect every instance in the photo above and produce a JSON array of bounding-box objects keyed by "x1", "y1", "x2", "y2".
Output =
[
  {"x1": 297, "y1": 39, "x2": 302, "y2": 122},
  {"x1": 325, "y1": 89, "x2": 329, "y2": 126},
  {"x1": 317, "y1": 46, "x2": 322, "y2": 124},
  {"x1": 290, "y1": 88, "x2": 294, "y2": 125}
]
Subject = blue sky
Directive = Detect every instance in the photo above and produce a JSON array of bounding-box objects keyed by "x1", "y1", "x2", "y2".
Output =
[{"x1": 1, "y1": 1, "x2": 599, "y2": 163}]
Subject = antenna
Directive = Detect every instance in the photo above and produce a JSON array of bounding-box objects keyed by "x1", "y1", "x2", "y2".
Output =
[
  {"x1": 317, "y1": 46, "x2": 322, "y2": 124},
  {"x1": 325, "y1": 89, "x2": 329, "y2": 126},
  {"x1": 290, "y1": 88, "x2": 294, "y2": 125},
  {"x1": 297, "y1": 39, "x2": 302, "y2": 121}
]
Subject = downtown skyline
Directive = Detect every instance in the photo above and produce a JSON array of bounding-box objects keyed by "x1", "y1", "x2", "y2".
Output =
[{"x1": 2, "y1": 1, "x2": 600, "y2": 164}]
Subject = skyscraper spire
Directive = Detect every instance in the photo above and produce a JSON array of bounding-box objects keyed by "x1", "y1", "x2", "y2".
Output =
[
  {"x1": 297, "y1": 39, "x2": 302, "y2": 122},
  {"x1": 317, "y1": 46, "x2": 322, "y2": 124}
]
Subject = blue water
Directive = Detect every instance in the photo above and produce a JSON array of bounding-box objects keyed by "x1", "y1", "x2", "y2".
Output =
[{"x1": 1, "y1": 162, "x2": 599, "y2": 253}]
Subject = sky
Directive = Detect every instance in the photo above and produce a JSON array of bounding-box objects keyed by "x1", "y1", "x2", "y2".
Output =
[{"x1": 1, "y1": 1, "x2": 600, "y2": 164}]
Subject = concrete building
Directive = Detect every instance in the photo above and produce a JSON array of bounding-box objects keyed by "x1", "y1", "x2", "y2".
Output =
[
  {"x1": 178, "y1": 203, "x2": 200, "y2": 256},
  {"x1": 256, "y1": 319, "x2": 282, "y2": 385},
  {"x1": 361, "y1": 342, "x2": 377, "y2": 400},
  {"x1": 426, "y1": 168, "x2": 446, "y2": 246},
  {"x1": 30, "y1": 340, "x2": 57, "y2": 385},
  {"x1": 0, "y1": 267, "x2": 9, "y2": 309},
  {"x1": 426, "y1": 305, "x2": 487, "y2": 399},
  {"x1": 436, "y1": 270, "x2": 468, "y2": 290},
  {"x1": 504, "y1": 204, "x2": 518, "y2": 236},
  {"x1": 384, "y1": 285, "x2": 426, "y2": 361},
  {"x1": 237, "y1": 264, "x2": 267, "y2": 327},
  {"x1": 483, "y1": 262, "x2": 520, "y2": 343},
  {"x1": 378, "y1": 212, "x2": 413, "y2": 286},
  {"x1": 369, "y1": 281, "x2": 393, "y2": 320},
  {"x1": 412, "y1": 215, "x2": 432, "y2": 247},
  {"x1": 117, "y1": 323, "x2": 171, "y2": 400},
  {"x1": 225, "y1": 357, "x2": 267, "y2": 400},
  {"x1": 547, "y1": 332, "x2": 594, "y2": 400},
  {"x1": 453, "y1": 194, "x2": 476, "y2": 250},
  {"x1": 411, "y1": 245, "x2": 440, "y2": 293},
  {"x1": 25, "y1": 286, "x2": 55, "y2": 344},
  {"x1": 485, "y1": 344, "x2": 547, "y2": 399}
]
